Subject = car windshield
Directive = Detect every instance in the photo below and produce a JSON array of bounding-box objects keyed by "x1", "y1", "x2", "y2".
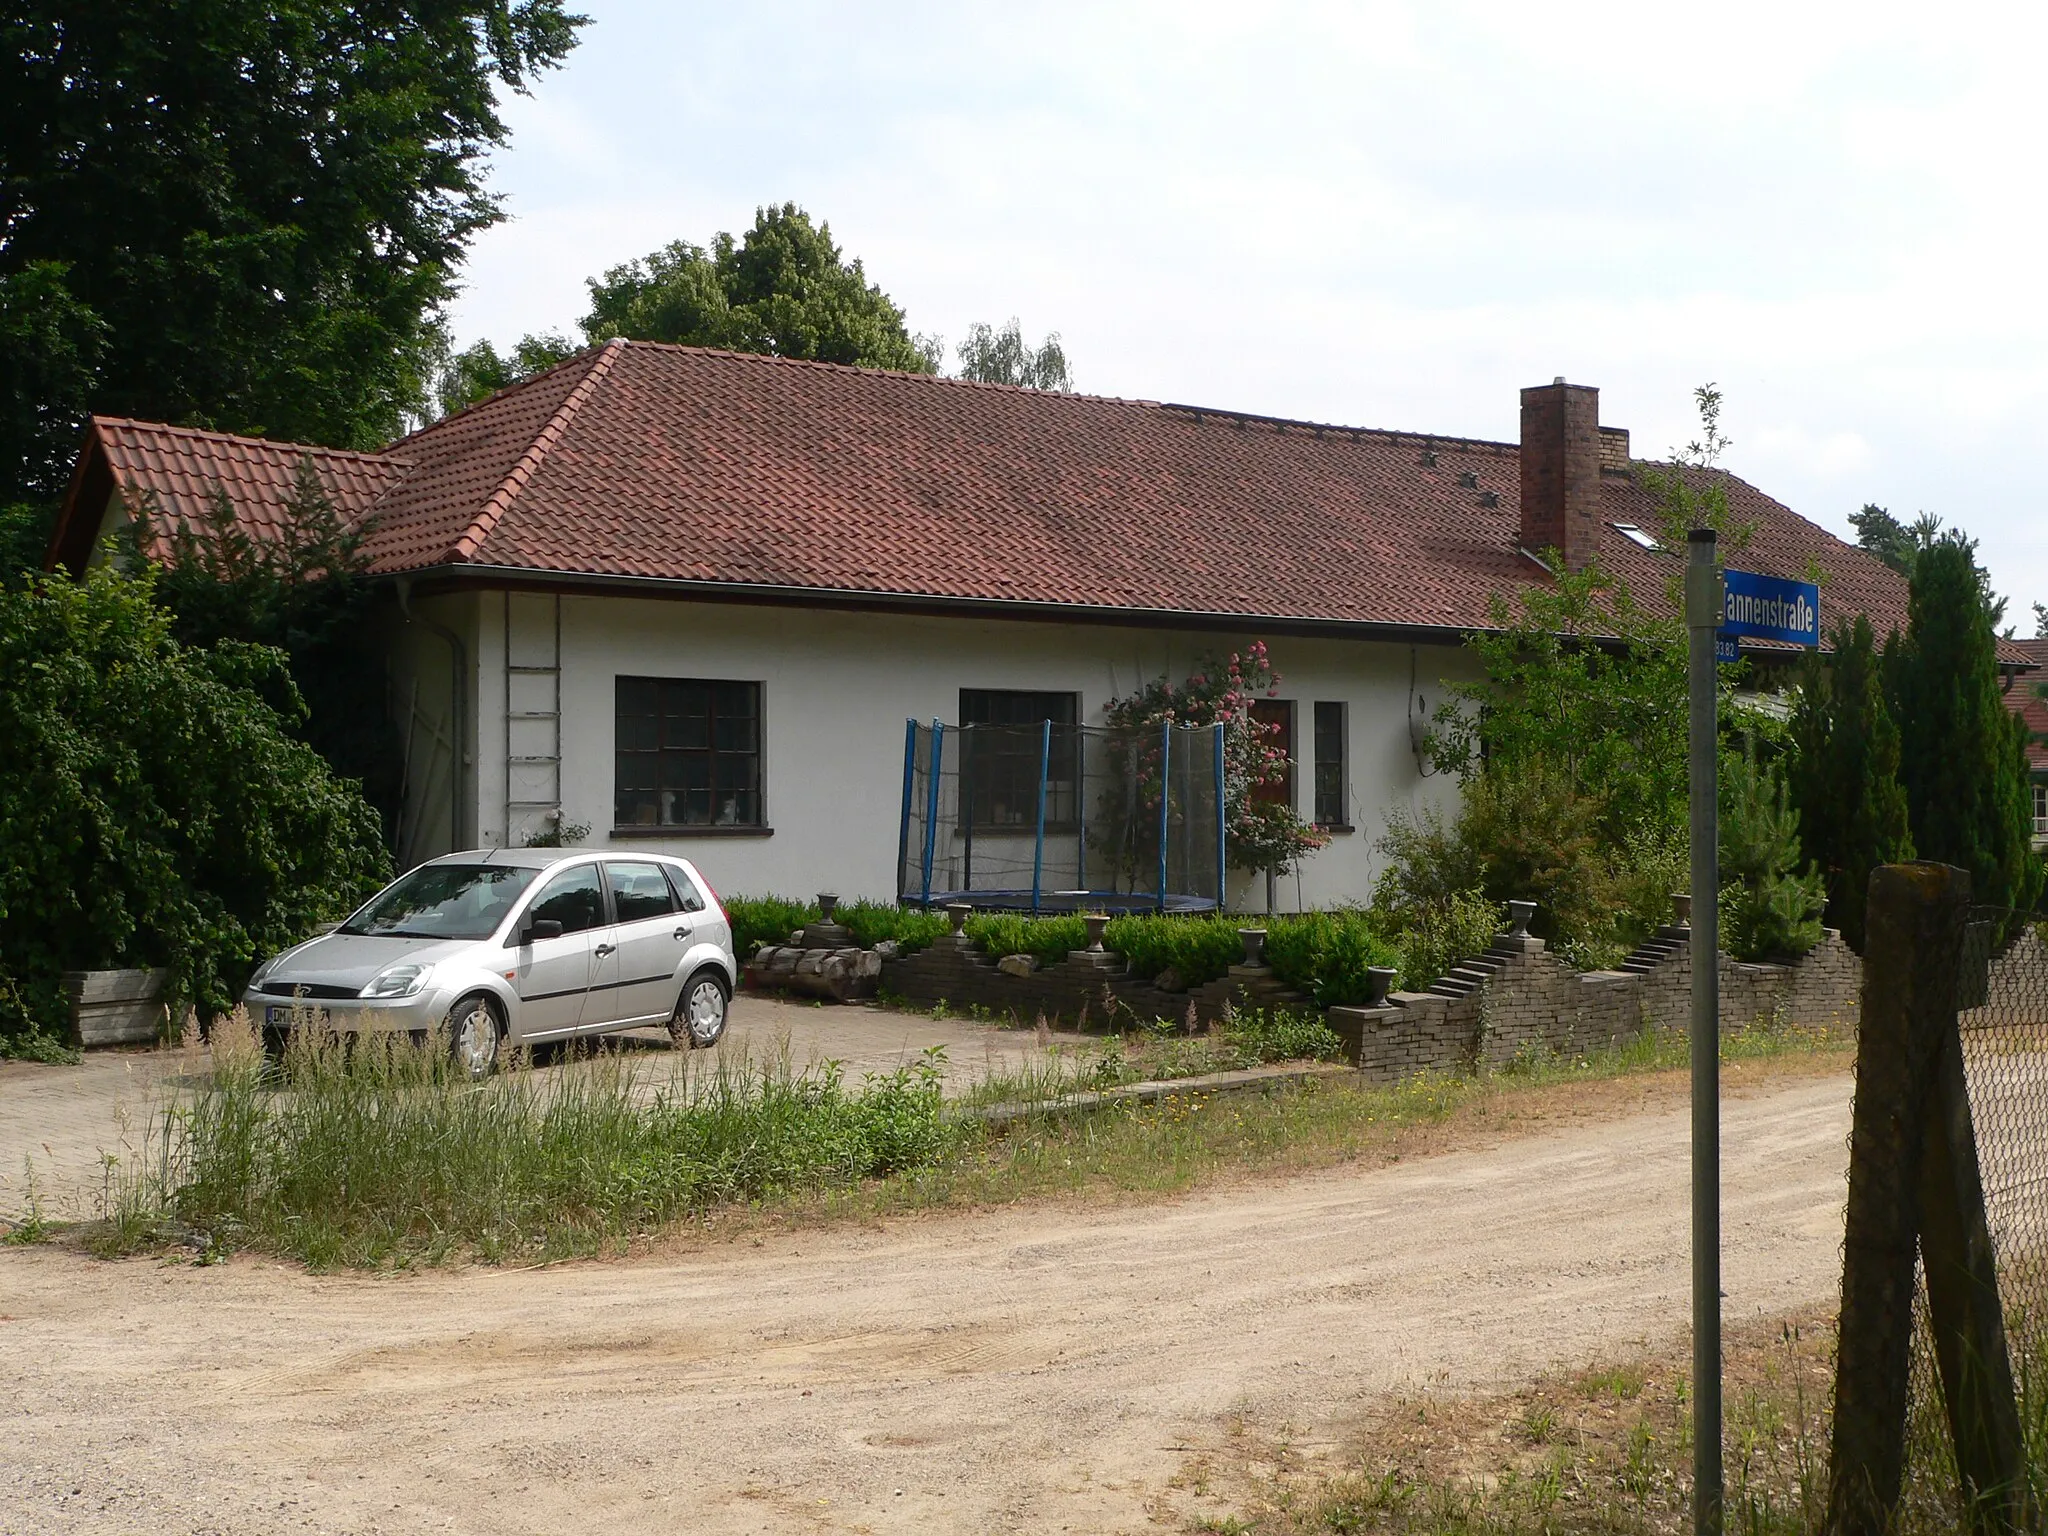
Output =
[{"x1": 338, "y1": 864, "x2": 541, "y2": 941}]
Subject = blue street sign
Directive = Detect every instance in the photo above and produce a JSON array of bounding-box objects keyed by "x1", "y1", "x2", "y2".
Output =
[{"x1": 1720, "y1": 568, "x2": 1821, "y2": 647}]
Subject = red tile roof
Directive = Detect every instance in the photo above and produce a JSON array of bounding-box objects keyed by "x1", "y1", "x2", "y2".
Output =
[
  {"x1": 50, "y1": 340, "x2": 2008, "y2": 659},
  {"x1": 75, "y1": 417, "x2": 411, "y2": 563}
]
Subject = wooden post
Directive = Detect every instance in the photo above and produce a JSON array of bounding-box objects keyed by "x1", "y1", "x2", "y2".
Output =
[
  {"x1": 1825, "y1": 862, "x2": 1969, "y2": 1536},
  {"x1": 1919, "y1": 1001, "x2": 2034, "y2": 1534}
]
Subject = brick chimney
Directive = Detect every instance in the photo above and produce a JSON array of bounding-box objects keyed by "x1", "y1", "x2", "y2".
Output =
[{"x1": 1519, "y1": 378, "x2": 1602, "y2": 570}]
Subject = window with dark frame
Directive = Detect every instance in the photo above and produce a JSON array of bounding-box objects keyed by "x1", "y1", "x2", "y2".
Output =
[
  {"x1": 1249, "y1": 698, "x2": 1295, "y2": 809},
  {"x1": 2035, "y1": 782, "x2": 2047, "y2": 838},
  {"x1": 1313, "y1": 701, "x2": 1348, "y2": 826},
  {"x1": 958, "y1": 689, "x2": 1079, "y2": 829},
  {"x1": 615, "y1": 677, "x2": 763, "y2": 830}
]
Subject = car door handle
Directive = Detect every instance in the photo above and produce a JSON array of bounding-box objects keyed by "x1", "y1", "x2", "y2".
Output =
[
  {"x1": 673, "y1": 925, "x2": 692, "y2": 940},
  {"x1": 594, "y1": 942, "x2": 616, "y2": 957}
]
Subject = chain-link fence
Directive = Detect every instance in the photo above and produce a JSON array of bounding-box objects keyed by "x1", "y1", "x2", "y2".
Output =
[
  {"x1": 1896, "y1": 905, "x2": 2048, "y2": 1527},
  {"x1": 896, "y1": 719, "x2": 1226, "y2": 913}
]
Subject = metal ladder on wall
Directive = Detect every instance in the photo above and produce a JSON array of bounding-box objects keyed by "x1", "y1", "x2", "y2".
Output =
[{"x1": 503, "y1": 592, "x2": 562, "y2": 847}]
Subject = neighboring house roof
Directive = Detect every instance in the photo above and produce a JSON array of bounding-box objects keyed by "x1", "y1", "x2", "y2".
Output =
[
  {"x1": 2005, "y1": 638, "x2": 2048, "y2": 772},
  {"x1": 47, "y1": 339, "x2": 1990, "y2": 655}
]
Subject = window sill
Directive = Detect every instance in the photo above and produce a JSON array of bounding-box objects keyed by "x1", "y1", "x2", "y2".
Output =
[
  {"x1": 1314, "y1": 823, "x2": 1356, "y2": 835},
  {"x1": 610, "y1": 825, "x2": 775, "y2": 839}
]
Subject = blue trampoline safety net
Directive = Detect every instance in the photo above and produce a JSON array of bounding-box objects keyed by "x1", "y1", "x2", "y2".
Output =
[{"x1": 897, "y1": 719, "x2": 1226, "y2": 913}]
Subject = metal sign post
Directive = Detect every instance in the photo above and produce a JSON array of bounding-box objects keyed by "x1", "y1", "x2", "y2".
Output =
[
  {"x1": 1686, "y1": 547, "x2": 1821, "y2": 1536},
  {"x1": 1684, "y1": 529, "x2": 1724, "y2": 1536}
]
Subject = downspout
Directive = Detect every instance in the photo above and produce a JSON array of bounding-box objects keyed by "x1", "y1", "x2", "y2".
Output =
[{"x1": 396, "y1": 577, "x2": 467, "y2": 852}]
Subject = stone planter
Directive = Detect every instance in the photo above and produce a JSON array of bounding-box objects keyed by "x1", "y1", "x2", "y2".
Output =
[
  {"x1": 1506, "y1": 900, "x2": 1537, "y2": 938},
  {"x1": 817, "y1": 892, "x2": 840, "y2": 922},
  {"x1": 1083, "y1": 913, "x2": 1110, "y2": 953},
  {"x1": 62, "y1": 968, "x2": 169, "y2": 1047},
  {"x1": 1363, "y1": 966, "x2": 1398, "y2": 1008},
  {"x1": 1238, "y1": 927, "x2": 1268, "y2": 968},
  {"x1": 945, "y1": 901, "x2": 973, "y2": 936},
  {"x1": 1671, "y1": 892, "x2": 1692, "y2": 928}
]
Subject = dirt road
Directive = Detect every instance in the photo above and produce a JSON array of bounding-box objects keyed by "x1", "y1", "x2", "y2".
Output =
[{"x1": 0, "y1": 1070, "x2": 1852, "y2": 1536}]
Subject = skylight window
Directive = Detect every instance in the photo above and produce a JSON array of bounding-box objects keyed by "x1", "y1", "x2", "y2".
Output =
[{"x1": 1612, "y1": 523, "x2": 1663, "y2": 551}]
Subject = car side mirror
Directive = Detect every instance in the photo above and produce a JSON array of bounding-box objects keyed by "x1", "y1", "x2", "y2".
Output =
[{"x1": 523, "y1": 918, "x2": 564, "y2": 944}]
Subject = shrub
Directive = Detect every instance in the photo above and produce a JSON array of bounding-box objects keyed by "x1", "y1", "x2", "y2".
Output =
[
  {"x1": 1263, "y1": 910, "x2": 1403, "y2": 1003},
  {"x1": 1370, "y1": 881, "x2": 1504, "y2": 991},
  {"x1": 0, "y1": 565, "x2": 389, "y2": 1047},
  {"x1": 964, "y1": 912, "x2": 1089, "y2": 964},
  {"x1": 723, "y1": 895, "x2": 817, "y2": 957},
  {"x1": 1222, "y1": 1005, "x2": 1345, "y2": 1065},
  {"x1": 838, "y1": 901, "x2": 948, "y2": 954},
  {"x1": 1102, "y1": 913, "x2": 1245, "y2": 986}
]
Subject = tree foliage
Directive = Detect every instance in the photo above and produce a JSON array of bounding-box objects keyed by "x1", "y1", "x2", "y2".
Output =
[
  {"x1": 1099, "y1": 643, "x2": 1327, "y2": 877},
  {"x1": 1886, "y1": 532, "x2": 2043, "y2": 915},
  {"x1": 130, "y1": 459, "x2": 405, "y2": 839},
  {"x1": 431, "y1": 332, "x2": 579, "y2": 420},
  {"x1": 0, "y1": 565, "x2": 389, "y2": 1049},
  {"x1": 1786, "y1": 615, "x2": 1913, "y2": 951},
  {"x1": 1429, "y1": 561, "x2": 1691, "y2": 842},
  {"x1": 955, "y1": 319, "x2": 1072, "y2": 390},
  {"x1": 0, "y1": 0, "x2": 585, "y2": 516},
  {"x1": 1719, "y1": 744, "x2": 1825, "y2": 961},
  {"x1": 582, "y1": 204, "x2": 941, "y2": 372}
]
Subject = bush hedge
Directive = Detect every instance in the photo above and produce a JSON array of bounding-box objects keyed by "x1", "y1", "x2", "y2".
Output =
[{"x1": 725, "y1": 898, "x2": 1504, "y2": 1003}]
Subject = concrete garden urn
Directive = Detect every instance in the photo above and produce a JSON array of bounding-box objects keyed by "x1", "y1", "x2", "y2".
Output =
[
  {"x1": 1083, "y1": 913, "x2": 1110, "y2": 952},
  {"x1": 1671, "y1": 892, "x2": 1692, "y2": 928},
  {"x1": 1364, "y1": 966, "x2": 1398, "y2": 1008},
  {"x1": 817, "y1": 892, "x2": 840, "y2": 922},
  {"x1": 945, "y1": 902, "x2": 973, "y2": 936},
  {"x1": 1238, "y1": 927, "x2": 1268, "y2": 968},
  {"x1": 1506, "y1": 900, "x2": 1537, "y2": 938}
]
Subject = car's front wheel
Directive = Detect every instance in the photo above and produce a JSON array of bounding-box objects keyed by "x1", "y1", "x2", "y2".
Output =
[
  {"x1": 447, "y1": 994, "x2": 504, "y2": 1080},
  {"x1": 669, "y1": 971, "x2": 730, "y2": 1050}
]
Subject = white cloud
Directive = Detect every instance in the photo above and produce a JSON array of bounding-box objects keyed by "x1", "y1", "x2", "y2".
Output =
[{"x1": 446, "y1": 0, "x2": 2048, "y2": 614}]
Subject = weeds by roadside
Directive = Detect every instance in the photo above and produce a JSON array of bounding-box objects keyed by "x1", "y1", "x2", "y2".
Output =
[
  {"x1": 95, "y1": 1011, "x2": 961, "y2": 1268},
  {"x1": 79, "y1": 1010, "x2": 1847, "y2": 1270},
  {"x1": 1180, "y1": 1300, "x2": 2048, "y2": 1536}
]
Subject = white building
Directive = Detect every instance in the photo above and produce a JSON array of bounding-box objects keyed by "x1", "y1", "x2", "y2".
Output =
[{"x1": 52, "y1": 343, "x2": 1918, "y2": 912}]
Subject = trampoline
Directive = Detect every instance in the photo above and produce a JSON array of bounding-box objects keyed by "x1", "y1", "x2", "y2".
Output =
[{"x1": 897, "y1": 718, "x2": 1227, "y2": 914}]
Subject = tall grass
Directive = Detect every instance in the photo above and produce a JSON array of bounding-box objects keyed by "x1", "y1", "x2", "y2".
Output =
[{"x1": 110, "y1": 1012, "x2": 958, "y2": 1267}]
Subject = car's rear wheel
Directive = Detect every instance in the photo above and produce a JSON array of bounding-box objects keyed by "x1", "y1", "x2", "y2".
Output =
[
  {"x1": 669, "y1": 971, "x2": 730, "y2": 1050},
  {"x1": 447, "y1": 994, "x2": 503, "y2": 1080}
]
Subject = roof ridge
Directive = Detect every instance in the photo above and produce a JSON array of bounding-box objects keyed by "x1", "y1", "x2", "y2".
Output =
[
  {"x1": 443, "y1": 338, "x2": 626, "y2": 564},
  {"x1": 90, "y1": 415, "x2": 412, "y2": 467},
  {"x1": 385, "y1": 343, "x2": 612, "y2": 450},
  {"x1": 608, "y1": 337, "x2": 1164, "y2": 409},
  {"x1": 1157, "y1": 403, "x2": 1519, "y2": 452}
]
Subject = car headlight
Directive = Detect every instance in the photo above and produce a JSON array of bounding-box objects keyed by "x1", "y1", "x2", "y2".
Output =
[
  {"x1": 248, "y1": 955, "x2": 281, "y2": 989},
  {"x1": 362, "y1": 963, "x2": 432, "y2": 999}
]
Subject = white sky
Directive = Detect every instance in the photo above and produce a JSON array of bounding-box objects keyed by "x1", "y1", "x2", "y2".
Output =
[{"x1": 446, "y1": 0, "x2": 2048, "y2": 623}]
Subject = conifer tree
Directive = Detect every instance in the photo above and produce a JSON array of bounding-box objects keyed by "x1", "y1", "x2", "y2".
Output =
[
  {"x1": 1787, "y1": 615, "x2": 1914, "y2": 951},
  {"x1": 1719, "y1": 744, "x2": 1825, "y2": 960},
  {"x1": 1887, "y1": 533, "x2": 2044, "y2": 916}
]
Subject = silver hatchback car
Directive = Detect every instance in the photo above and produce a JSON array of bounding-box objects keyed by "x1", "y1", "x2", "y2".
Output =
[{"x1": 243, "y1": 848, "x2": 738, "y2": 1077}]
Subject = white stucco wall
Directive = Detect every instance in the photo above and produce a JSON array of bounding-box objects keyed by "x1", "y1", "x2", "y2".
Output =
[{"x1": 445, "y1": 590, "x2": 1476, "y2": 913}]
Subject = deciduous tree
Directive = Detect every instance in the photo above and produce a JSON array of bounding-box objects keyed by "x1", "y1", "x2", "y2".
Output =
[
  {"x1": 0, "y1": 0, "x2": 585, "y2": 535},
  {"x1": 582, "y1": 205, "x2": 940, "y2": 372}
]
